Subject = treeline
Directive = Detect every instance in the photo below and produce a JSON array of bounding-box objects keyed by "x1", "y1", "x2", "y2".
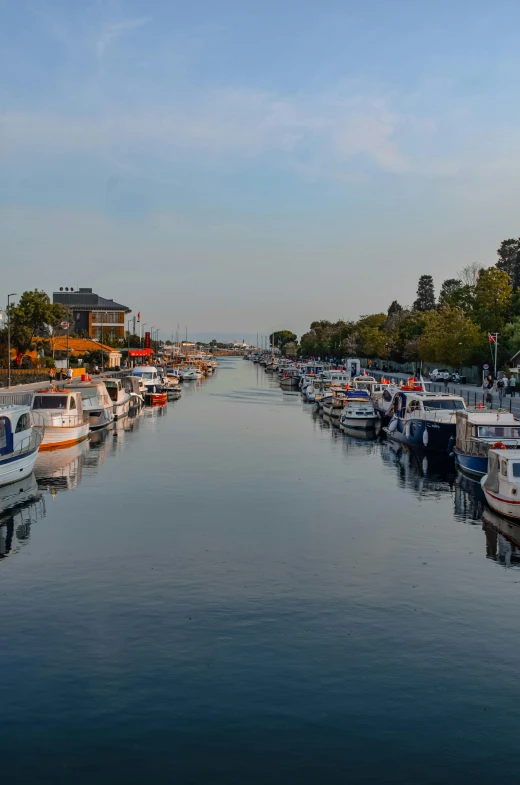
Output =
[{"x1": 298, "y1": 238, "x2": 520, "y2": 370}]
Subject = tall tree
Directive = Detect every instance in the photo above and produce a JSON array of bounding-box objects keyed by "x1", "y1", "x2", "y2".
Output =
[
  {"x1": 474, "y1": 267, "x2": 512, "y2": 334},
  {"x1": 9, "y1": 290, "x2": 70, "y2": 355},
  {"x1": 387, "y1": 300, "x2": 403, "y2": 316},
  {"x1": 413, "y1": 275, "x2": 436, "y2": 312},
  {"x1": 457, "y1": 262, "x2": 480, "y2": 287},
  {"x1": 269, "y1": 330, "x2": 297, "y2": 349},
  {"x1": 438, "y1": 278, "x2": 462, "y2": 307},
  {"x1": 419, "y1": 307, "x2": 485, "y2": 366},
  {"x1": 496, "y1": 238, "x2": 520, "y2": 289}
]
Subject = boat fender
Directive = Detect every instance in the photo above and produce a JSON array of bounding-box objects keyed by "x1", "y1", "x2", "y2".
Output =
[
  {"x1": 423, "y1": 428, "x2": 429, "y2": 447},
  {"x1": 447, "y1": 436, "x2": 455, "y2": 455},
  {"x1": 388, "y1": 418, "x2": 398, "y2": 432},
  {"x1": 492, "y1": 441, "x2": 507, "y2": 449}
]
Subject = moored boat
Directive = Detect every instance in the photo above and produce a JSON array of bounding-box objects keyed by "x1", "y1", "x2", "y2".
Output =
[
  {"x1": 0, "y1": 405, "x2": 43, "y2": 486},
  {"x1": 482, "y1": 449, "x2": 520, "y2": 520},
  {"x1": 453, "y1": 409, "x2": 520, "y2": 478},
  {"x1": 339, "y1": 391, "x2": 378, "y2": 429},
  {"x1": 104, "y1": 379, "x2": 131, "y2": 420},
  {"x1": 383, "y1": 390, "x2": 466, "y2": 452},
  {"x1": 69, "y1": 381, "x2": 114, "y2": 430},
  {"x1": 31, "y1": 390, "x2": 89, "y2": 450}
]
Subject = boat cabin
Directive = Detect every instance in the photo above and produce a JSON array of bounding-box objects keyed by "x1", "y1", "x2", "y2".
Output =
[
  {"x1": 132, "y1": 366, "x2": 160, "y2": 383},
  {"x1": 104, "y1": 378, "x2": 125, "y2": 403},
  {"x1": 390, "y1": 391, "x2": 466, "y2": 419},
  {"x1": 0, "y1": 405, "x2": 37, "y2": 458},
  {"x1": 484, "y1": 449, "x2": 520, "y2": 498},
  {"x1": 32, "y1": 391, "x2": 84, "y2": 423},
  {"x1": 455, "y1": 410, "x2": 520, "y2": 456}
]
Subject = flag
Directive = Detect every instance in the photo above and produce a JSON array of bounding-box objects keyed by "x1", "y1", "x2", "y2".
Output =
[
  {"x1": 137, "y1": 312, "x2": 141, "y2": 322},
  {"x1": 488, "y1": 334, "x2": 495, "y2": 343}
]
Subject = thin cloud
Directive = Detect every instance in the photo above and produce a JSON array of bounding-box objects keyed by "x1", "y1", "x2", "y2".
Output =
[{"x1": 96, "y1": 17, "x2": 151, "y2": 59}]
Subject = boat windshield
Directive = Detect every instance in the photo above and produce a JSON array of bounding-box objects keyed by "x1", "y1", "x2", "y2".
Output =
[
  {"x1": 478, "y1": 426, "x2": 520, "y2": 439},
  {"x1": 33, "y1": 395, "x2": 68, "y2": 409},
  {"x1": 423, "y1": 399, "x2": 465, "y2": 410},
  {"x1": 513, "y1": 463, "x2": 520, "y2": 478}
]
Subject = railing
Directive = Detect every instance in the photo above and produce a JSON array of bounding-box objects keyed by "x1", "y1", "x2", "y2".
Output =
[
  {"x1": 5, "y1": 429, "x2": 42, "y2": 459},
  {"x1": 31, "y1": 411, "x2": 88, "y2": 428},
  {"x1": 0, "y1": 392, "x2": 35, "y2": 407}
]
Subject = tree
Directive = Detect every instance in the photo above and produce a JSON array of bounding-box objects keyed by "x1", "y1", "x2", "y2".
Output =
[
  {"x1": 387, "y1": 300, "x2": 403, "y2": 316},
  {"x1": 269, "y1": 330, "x2": 297, "y2": 349},
  {"x1": 413, "y1": 275, "x2": 436, "y2": 312},
  {"x1": 418, "y1": 307, "x2": 485, "y2": 366},
  {"x1": 9, "y1": 290, "x2": 70, "y2": 355},
  {"x1": 496, "y1": 238, "x2": 520, "y2": 290},
  {"x1": 474, "y1": 267, "x2": 512, "y2": 334},
  {"x1": 458, "y1": 262, "x2": 481, "y2": 287},
  {"x1": 438, "y1": 278, "x2": 462, "y2": 307}
]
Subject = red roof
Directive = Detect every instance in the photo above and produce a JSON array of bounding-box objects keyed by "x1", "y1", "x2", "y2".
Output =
[{"x1": 128, "y1": 349, "x2": 154, "y2": 357}]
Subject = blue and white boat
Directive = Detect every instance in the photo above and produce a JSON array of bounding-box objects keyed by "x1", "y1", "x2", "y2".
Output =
[
  {"x1": 0, "y1": 405, "x2": 43, "y2": 487},
  {"x1": 453, "y1": 409, "x2": 520, "y2": 478},
  {"x1": 383, "y1": 390, "x2": 466, "y2": 452}
]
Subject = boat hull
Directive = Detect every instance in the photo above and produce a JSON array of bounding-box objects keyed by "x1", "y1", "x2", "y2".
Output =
[
  {"x1": 340, "y1": 416, "x2": 378, "y2": 430},
  {"x1": 384, "y1": 418, "x2": 455, "y2": 453},
  {"x1": 453, "y1": 450, "x2": 487, "y2": 478},
  {"x1": 482, "y1": 485, "x2": 520, "y2": 520},
  {"x1": 39, "y1": 424, "x2": 90, "y2": 451},
  {"x1": 0, "y1": 448, "x2": 39, "y2": 487},
  {"x1": 145, "y1": 392, "x2": 167, "y2": 406},
  {"x1": 88, "y1": 407, "x2": 114, "y2": 430},
  {"x1": 113, "y1": 399, "x2": 130, "y2": 420}
]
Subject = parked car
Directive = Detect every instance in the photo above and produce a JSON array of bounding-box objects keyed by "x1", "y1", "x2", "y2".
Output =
[{"x1": 429, "y1": 368, "x2": 451, "y2": 381}]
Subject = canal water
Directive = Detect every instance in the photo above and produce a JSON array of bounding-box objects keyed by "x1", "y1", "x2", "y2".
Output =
[{"x1": 1, "y1": 358, "x2": 520, "y2": 784}]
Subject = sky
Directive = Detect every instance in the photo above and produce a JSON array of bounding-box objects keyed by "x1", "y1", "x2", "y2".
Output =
[{"x1": 2, "y1": 0, "x2": 520, "y2": 341}]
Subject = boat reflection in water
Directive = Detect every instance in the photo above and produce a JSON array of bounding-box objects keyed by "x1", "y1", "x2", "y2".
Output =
[
  {"x1": 0, "y1": 474, "x2": 45, "y2": 560},
  {"x1": 34, "y1": 440, "x2": 89, "y2": 493},
  {"x1": 84, "y1": 423, "x2": 113, "y2": 470},
  {"x1": 380, "y1": 439, "x2": 456, "y2": 498},
  {"x1": 482, "y1": 507, "x2": 520, "y2": 567}
]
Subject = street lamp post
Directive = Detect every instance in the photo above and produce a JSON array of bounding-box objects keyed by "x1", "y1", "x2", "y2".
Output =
[
  {"x1": 127, "y1": 319, "x2": 132, "y2": 350},
  {"x1": 459, "y1": 341, "x2": 463, "y2": 376},
  {"x1": 7, "y1": 293, "x2": 17, "y2": 390},
  {"x1": 101, "y1": 312, "x2": 108, "y2": 373}
]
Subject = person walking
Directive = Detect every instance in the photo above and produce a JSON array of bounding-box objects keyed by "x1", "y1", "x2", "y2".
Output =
[
  {"x1": 66, "y1": 366, "x2": 73, "y2": 384},
  {"x1": 443, "y1": 371, "x2": 450, "y2": 390},
  {"x1": 497, "y1": 375, "x2": 506, "y2": 407},
  {"x1": 49, "y1": 367, "x2": 55, "y2": 385},
  {"x1": 510, "y1": 374, "x2": 517, "y2": 397},
  {"x1": 484, "y1": 375, "x2": 494, "y2": 407}
]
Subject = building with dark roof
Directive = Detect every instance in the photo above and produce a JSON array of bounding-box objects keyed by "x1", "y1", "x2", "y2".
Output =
[{"x1": 53, "y1": 287, "x2": 131, "y2": 340}]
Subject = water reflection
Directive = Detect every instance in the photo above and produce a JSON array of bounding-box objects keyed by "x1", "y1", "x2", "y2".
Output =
[
  {"x1": 380, "y1": 439, "x2": 456, "y2": 498},
  {"x1": 34, "y1": 440, "x2": 89, "y2": 492},
  {"x1": 482, "y1": 508, "x2": 520, "y2": 567},
  {"x1": 0, "y1": 474, "x2": 45, "y2": 560}
]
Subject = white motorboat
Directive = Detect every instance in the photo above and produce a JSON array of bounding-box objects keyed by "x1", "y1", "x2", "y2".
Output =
[
  {"x1": 123, "y1": 376, "x2": 145, "y2": 411},
  {"x1": 178, "y1": 366, "x2": 201, "y2": 381},
  {"x1": 383, "y1": 390, "x2": 466, "y2": 453},
  {"x1": 339, "y1": 392, "x2": 378, "y2": 429},
  {"x1": 0, "y1": 405, "x2": 43, "y2": 486},
  {"x1": 104, "y1": 379, "x2": 131, "y2": 420},
  {"x1": 132, "y1": 367, "x2": 162, "y2": 386},
  {"x1": 69, "y1": 381, "x2": 114, "y2": 430},
  {"x1": 163, "y1": 369, "x2": 181, "y2": 386},
  {"x1": 31, "y1": 390, "x2": 90, "y2": 450},
  {"x1": 482, "y1": 449, "x2": 520, "y2": 520},
  {"x1": 322, "y1": 387, "x2": 350, "y2": 418}
]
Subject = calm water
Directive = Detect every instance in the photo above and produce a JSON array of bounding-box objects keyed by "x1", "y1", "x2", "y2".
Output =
[{"x1": 1, "y1": 359, "x2": 520, "y2": 784}]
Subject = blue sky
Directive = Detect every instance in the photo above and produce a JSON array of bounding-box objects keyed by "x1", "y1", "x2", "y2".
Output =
[{"x1": 2, "y1": 0, "x2": 520, "y2": 338}]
